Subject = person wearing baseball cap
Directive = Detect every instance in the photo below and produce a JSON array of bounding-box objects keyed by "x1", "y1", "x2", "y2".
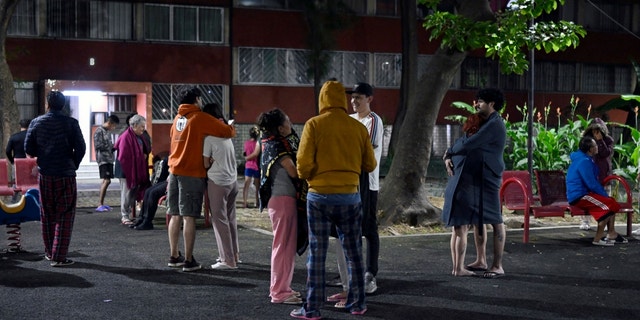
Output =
[
  {"x1": 291, "y1": 80, "x2": 376, "y2": 319},
  {"x1": 349, "y1": 82, "x2": 383, "y2": 294}
]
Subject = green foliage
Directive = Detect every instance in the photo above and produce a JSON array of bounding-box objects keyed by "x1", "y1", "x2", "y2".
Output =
[
  {"x1": 450, "y1": 97, "x2": 640, "y2": 183},
  {"x1": 444, "y1": 101, "x2": 476, "y2": 124},
  {"x1": 611, "y1": 123, "x2": 640, "y2": 183},
  {"x1": 420, "y1": 0, "x2": 587, "y2": 75}
]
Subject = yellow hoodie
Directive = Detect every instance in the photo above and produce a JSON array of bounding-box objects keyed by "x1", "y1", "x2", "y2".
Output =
[{"x1": 297, "y1": 81, "x2": 377, "y2": 194}]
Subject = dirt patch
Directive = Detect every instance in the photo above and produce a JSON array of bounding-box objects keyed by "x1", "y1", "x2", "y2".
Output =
[{"x1": 234, "y1": 196, "x2": 633, "y2": 236}]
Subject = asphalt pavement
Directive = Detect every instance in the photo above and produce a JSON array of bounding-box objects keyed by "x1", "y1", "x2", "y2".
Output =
[{"x1": 1, "y1": 180, "x2": 640, "y2": 319}]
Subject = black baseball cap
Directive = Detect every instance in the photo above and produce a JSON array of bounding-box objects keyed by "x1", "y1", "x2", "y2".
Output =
[{"x1": 346, "y1": 82, "x2": 373, "y2": 96}]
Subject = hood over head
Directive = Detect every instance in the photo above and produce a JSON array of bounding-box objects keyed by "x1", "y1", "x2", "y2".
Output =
[
  {"x1": 586, "y1": 118, "x2": 609, "y2": 136},
  {"x1": 318, "y1": 80, "x2": 347, "y2": 114}
]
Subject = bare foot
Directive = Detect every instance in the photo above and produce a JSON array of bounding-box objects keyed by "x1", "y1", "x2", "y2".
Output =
[
  {"x1": 465, "y1": 262, "x2": 488, "y2": 271},
  {"x1": 453, "y1": 269, "x2": 476, "y2": 277},
  {"x1": 486, "y1": 267, "x2": 504, "y2": 275}
]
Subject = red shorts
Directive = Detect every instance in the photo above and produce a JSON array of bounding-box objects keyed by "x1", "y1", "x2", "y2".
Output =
[{"x1": 572, "y1": 192, "x2": 620, "y2": 222}]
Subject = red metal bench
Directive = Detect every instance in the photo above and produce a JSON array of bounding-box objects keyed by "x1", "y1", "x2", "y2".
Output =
[
  {"x1": 0, "y1": 159, "x2": 16, "y2": 196},
  {"x1": 499, "y1": 170, "x2": 634, "y2": 243}
]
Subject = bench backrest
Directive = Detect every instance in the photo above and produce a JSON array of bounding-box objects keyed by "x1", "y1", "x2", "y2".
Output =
[
  {"x1": 0, "y1": 159, "x2": 14, "y2": 196},
  {"x1": 501, "y1": 170, "x2": 534, "y2": 208},
  {"x1": 534, "y1": 170, "x2": 568, "y2": 206},
  {"x1": 14, "y1": 158, "x2": 39, "y2": 192}
]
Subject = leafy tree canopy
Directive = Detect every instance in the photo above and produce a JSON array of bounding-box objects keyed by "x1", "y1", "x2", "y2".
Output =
[{"x1": 420, "y1": 0, "x2": 587, "y2": 74}]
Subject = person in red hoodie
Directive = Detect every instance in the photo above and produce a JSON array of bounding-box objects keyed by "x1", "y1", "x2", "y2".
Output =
[{"x1": 166, "y1": 87, "x2": 235, "y2": 272}]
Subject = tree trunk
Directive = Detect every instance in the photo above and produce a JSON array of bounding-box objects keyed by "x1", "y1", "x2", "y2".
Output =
[
  {"x1": 379, "y1": 0, "x2": 495, "y2": 226},
  {"x1": 0, "y1": 0, "x2": 20, "y2": 158},
  {"x1": 388, "y1": 0, "x2": 417, "y2": 156},
  {"x1": 379, "y1": 47, "x2": 466, "y2": 227}
]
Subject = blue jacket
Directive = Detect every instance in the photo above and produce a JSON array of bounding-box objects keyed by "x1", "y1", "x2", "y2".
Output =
[
  {"x1": 566, "y1": 150, "x2": 607, "y2": 203},
  {"x1": 24, "y1": 110, "x2": 86, "y2": 177}
]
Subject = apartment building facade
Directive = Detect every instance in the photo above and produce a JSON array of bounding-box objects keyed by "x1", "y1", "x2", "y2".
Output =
[{"x1": 6, "y1": 0, "x2": 640, "y2": 167}]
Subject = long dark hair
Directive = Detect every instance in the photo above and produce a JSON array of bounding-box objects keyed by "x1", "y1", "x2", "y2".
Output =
[
  {"x1": 203, "y1": 103, "x2": 227, "y2": 123},
  {"x1": 256, "y1": 108, "x2": 287, "y2": 137}
]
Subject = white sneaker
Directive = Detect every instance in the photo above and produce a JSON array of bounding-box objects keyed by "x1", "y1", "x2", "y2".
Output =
[
  {"x1": 579, "y1": 222, "x2": 591, "y2": 231},
  {"x1": 364, "y1": 272, "x2": 377, "y2": 294},
  {"x1": 211, "y1": 262, "x2": 237, "y2": 270},
  {"x1": 632, "y1": 228, "x2": 640, "y2": 236}
]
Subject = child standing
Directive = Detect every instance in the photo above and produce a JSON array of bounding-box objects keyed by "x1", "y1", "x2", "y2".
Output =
[{"x1": 243, "y1": 127, "x2": 260, "y2": 208}]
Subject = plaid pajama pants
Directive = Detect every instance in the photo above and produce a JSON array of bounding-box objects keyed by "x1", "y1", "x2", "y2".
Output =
[
  {"x1": 303, "y1": 192, "x2": 366, "y2": 317},
  {"x1": 39, "y1": 175, "x2": 77, "y2": 262}
]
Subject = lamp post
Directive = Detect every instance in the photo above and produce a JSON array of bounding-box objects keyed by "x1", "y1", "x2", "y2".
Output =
[{"x1": 527, "y1": 0, "x2": 535, "y2": 178}]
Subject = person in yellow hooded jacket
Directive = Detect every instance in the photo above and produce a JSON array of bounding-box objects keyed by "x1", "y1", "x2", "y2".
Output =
[{"x1": 290, "y1": 80, "x2": 376, "y2": 320}]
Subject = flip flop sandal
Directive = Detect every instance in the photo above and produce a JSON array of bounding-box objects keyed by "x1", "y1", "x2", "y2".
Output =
[
  {"x1": 465, "y1": 265, "x2": 488, "y2": 272},
  {"x1": 334, "y1": 299, "x2": 347, "y2": 309},
  {"x1": 280, "y1": 294, "x2": 302, "y2": 305},
  {"x1": 327, "y1": 292, "x2": 347, "y2": 302},
  {"x1": 482, "y1": 271, "x2": 505, "y2": 279}
]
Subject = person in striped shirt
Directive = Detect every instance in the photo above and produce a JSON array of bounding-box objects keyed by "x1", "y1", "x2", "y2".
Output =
[{"x1": 326, "y1": 82, "x2": 384, "y2": 307}]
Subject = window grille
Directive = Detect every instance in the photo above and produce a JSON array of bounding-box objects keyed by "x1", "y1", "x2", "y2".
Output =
[
  {"x1": 460, "y1": 58, "x2": 498, "y2": 89},
  {"x1": 326, "y1": 51, "x2": 369, "y2": 86},
  {"x1": 557, "y1": 63, "x2": 577, "y2": 92},
  {"x1": 46, "y1": 0, "x2": 133, "y2": 40},
  {"x1": 535, "y1": 62, "x2": 558, "y2": 92},
  {"x1": 14, "y1": 82, "x2": 38, "y2": 120},
  {"x1": 8, "y1": 0, "x2": 37, "y2": 36},
  {"x1": 374, "y1": 53, "x2": 401, "y2": 87},
  {"x1": 151, "y1": 84, "x2": 224, "y2": 122},
  {"x1": 238, "y1": 48, "x2": 310, "y2": 85},
  {"x1": 109, "y1": 95, "x2": 135, "y2": 113},
  {"x1": 582, "y1": 64, "x2": 614, "y2": 93}
]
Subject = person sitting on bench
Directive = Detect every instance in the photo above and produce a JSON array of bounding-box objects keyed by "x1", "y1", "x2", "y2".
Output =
[
  {"x1": 566, "y1": 136, "x2": 628, "y2": 246},
  {"x1": 131, "y1": 155, "x2": 169, "y2": 230}
]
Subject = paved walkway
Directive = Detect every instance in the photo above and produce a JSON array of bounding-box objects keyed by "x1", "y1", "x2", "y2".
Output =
[
  {"x1": 2, "y1": 205, "x2": 640, "y2": 319},
  {"x1": 1, "y1": 179, "x2": 640, "y2": 319}
]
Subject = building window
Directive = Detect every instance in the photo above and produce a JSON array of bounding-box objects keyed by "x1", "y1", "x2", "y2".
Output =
[
  {"x1": 238, "y1": 48, "x2": 371, "y2": 86},
  {"x1": 460, "y1": 58, "x2": 498, "y2": 89},
  {"x1": 46, "y1": 0, "x2": 133, "y2": 40},
  {"x1": 613, "y1": 65, "x2": 632, "y2": 94},
  {"x1": 326, "y1": 51, "x2": 369, "y2": 87},
  {"x1": 499, "y1": 72, "x2": 527, "y2": 91},
  {"x1": 235, "y1": 0, "x2": 305, "y2": 10},
  {"x1": 557, "y1": 63, "x2": 577, "y2": 92},
  {"x1": 144, "y1": 4, "x2": 223, "y2": 43},
  {"x1": 374, "y1": 53, "x2": 401, "y2": 87},
  {"x1": 581, "y1": 64, "x2": 631, "y2": 93},
  {"x1": 341, "y1": 0, "x2": 367, "y2": 14},
  {"x1": 376, "y1": 0, "x2": 398, "y2": 16},
  {"x1": 8, "y1": 0, "x2": 37, "y2": 36},
  {"x1": 152, "y1": 84, "x2": 225, "y2": 122},
  {"x1": 14, "y1": 82, "x2": 38, "y2": 120},
  {"x1": 108, "y1": 95, "x2": 135, "y2": 113},
  {"x1": 88, "y1": 1, "x2": 133, "y2": 39},
  {"x1": 581, "y1": 1, "x2": 634, "y2": 33},
  {"x1": 535, "y1": 61, "x2": 558, "y2": 92},
  {"x1": 238, "y1": 48, "x2": 310, "y2": 85}
]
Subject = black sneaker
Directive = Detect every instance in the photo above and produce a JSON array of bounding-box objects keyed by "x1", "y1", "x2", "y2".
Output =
[
  {"x1": 182, "y1": 257, "x2": 202, "y2": 272},
  {"x1": 51, "y1": 259, "x2": 74, "y2": 267},
  {"x1": 605, "y1": 234, "x2": 629, "y2": 244},
  {"x1": 168, "y1": 252, "x2": 186, "y2": 267}
]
